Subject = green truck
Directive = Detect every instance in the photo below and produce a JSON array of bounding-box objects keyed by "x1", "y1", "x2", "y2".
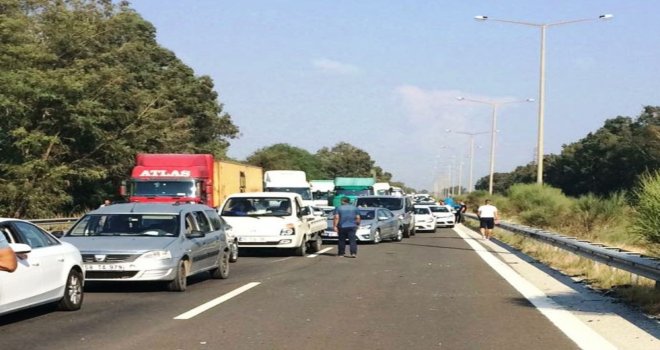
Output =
[{"x1": 332, "y1": 177, "x2": 376, "y2": 207}]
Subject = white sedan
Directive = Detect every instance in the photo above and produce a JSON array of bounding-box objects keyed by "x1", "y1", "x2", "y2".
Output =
[
  {"x1": 413, "y1": 206, "x2": 437, "y2": 232},
  {"x1": 426, "y1": 205, "x2": 456, "y2": 228},
  {"x1": 0, "y1": 219, "x2": 84, "y2": 316}
]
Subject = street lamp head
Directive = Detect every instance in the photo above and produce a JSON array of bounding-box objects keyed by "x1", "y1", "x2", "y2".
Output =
[
  {"x1": 445, "y1": 128, "x2": 452, "y2": 133},
  {"x1": 525, "y1": 98, "x2": 535, "y2": 102},
  {"x1": 474, "y1": 15, "x2": 488, "y2": 21},
  {"x1": 456, "y1": 96, "x2": 465, "y2": 101},
  {"x1": 599, "y1": 14, "x2": 614, "y2": 20}
]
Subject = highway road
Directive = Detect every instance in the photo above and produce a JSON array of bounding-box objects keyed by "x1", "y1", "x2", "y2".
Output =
[{"x1": 0, "y1": 227, "x2": 617, "y2": 350}]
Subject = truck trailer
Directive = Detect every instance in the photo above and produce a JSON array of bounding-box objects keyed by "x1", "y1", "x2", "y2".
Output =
[
  {"x1": 332, "y1": 177, "x2": 375, "y2": 207},
  {"x1": 123, "y1": 153, "x2": 263, "y2": 208},
  {"x1": 263, "y1": 170, "x2": 313, "y2": 206}
]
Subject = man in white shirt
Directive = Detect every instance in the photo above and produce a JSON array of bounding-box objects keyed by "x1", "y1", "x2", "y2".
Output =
[{"x1": 477, "y1": 199, "x2": 499, "y2": 240}]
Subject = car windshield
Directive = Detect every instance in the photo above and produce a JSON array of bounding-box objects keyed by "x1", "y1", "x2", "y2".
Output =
[
  {"x1": 358, "y1": 210, "x2": 376, "y2": 220},
  {"x1": 267, "y1": 187, "x2": 312, "y2": 200},
  {"x1": 355, "y1": 197, "x2": 403, "y2": 211},
  {"x1": 221, "y1": 197, "x2": 292, "y2": 217},
  {"x1": 132, "y1": 180, "x2": 196, "y2": 197},
  {"x1": 67, "y1": 214, "x2": 179, "y2": 237},
  {"x1": 335, "y1": 188, "x2": 371, "y2": 197},
  {"x1": 414, "y1": 207, "x2": 431, "y2": 215},
  {"x1": 429, "y1": 206, "x2": 449, "y2": 213}
]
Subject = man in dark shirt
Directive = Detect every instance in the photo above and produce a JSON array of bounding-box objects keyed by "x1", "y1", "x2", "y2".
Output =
[{"x1": 333, "y1": 197, "x2": 361, "y2": 258}]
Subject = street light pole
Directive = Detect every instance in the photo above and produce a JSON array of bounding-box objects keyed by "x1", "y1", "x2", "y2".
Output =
[
  {"x1": 457, "y1": 97, "x2": 534, "y2": 194},
  {"x1": 474, "y1": 14, "x2": 613, "y2": 184},
  {"x1": 446, "y1": 129, "x2": 489, "y2": 192}
]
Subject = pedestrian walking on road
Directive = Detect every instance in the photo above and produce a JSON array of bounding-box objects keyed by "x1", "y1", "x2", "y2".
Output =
[
  {"x1": 333, "y1": 197, "x2": 361, "y2": 258},
  {"x1": 457, "y1": 201, "x2": 467, "y2": 223},
  {"x1": 477, "y1": 199, "x2": 499, "y2": 240}
]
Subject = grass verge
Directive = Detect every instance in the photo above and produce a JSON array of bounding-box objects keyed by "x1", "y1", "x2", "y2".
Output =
[{"x1": 463, "y1": 219, "x2": 660, "y2": 317}]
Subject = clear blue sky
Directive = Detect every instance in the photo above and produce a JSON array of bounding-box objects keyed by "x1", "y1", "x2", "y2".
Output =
[{"x1": 130, "y1": 0, "x2": 659, "y2": 191}]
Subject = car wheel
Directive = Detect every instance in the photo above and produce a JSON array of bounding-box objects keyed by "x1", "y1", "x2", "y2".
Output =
[
  {"x1": 294, "y1": 238, "x2": 307, "y2": 256},
  {"x1": 229, "y1": 240, "x2": 239, "y2": 263},
  {"x1": 210, "y1": 250, "x2": 230, "y2": 279},
  {"x1": 373, "y1": 230, "x2": 381, "y2": 244},
  {"x1": 57, "y1": 269, "x2": 84, "y2": 311},
  {"x1": 167, "y1": 260, "x2": 187, "y2": 292},
  {"x1": 402, "y1": 226, "x2": 410, "y2": 238},
  {"x1": 308, "y1": 235, "x2": 322, "y2": 253},
  {"x1": 394, "y1": 227, "x2": 403, "y2": 242}
]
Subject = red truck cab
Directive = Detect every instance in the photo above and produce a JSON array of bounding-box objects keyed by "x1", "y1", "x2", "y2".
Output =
[{"x1": 123, "y1": 154, "x2": 214, "y2": 206}]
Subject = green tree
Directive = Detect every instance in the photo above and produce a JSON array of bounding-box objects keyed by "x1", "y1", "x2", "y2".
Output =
[
  {"x1": 0, "y1": 0, "x2": 238, "y2": 217},
  {"x1": 246, "y1": 143, "x2": 325, "y2": 179},
  {"x1": 316, "y1": 142, "x2": 375, "y2": 178}
]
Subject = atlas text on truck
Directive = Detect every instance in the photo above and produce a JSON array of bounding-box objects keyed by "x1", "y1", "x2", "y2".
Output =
[
  {"x1": 332, "y1": 177, "x2": 375, "y2": 207},
  {"x1": 219, "y1": 192, "x2": 326, "y2": 256},
  {"x1": 122, "y1": 153, "x2": 263, "y2": 208}
]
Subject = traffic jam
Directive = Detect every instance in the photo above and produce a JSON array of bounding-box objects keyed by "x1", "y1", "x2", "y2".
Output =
[{"x1": 0, "y1": 153, "x2": 459, "y2": 317}]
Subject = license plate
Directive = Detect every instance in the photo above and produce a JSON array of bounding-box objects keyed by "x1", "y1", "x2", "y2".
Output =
[
  {"x1": 238, "y1": 236, "x2": 267, "y2": 243},
  {"x1": 85, "y1": 264, "x2": 124, "y2": 271},
  {"x1": 324, "y1": 231, "x2": 338, "y2": 237}
]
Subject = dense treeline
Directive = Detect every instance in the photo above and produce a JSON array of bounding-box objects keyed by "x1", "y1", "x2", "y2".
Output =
[
  {"x1": 246, "y1": 142, "x2": 416, "y2": 193},
  {"x1": 0, "y1": 0, "x2": 238, "y2": 217},
  {"x1": 475, "y1": 106, "x2": 660, "y2": 197}
]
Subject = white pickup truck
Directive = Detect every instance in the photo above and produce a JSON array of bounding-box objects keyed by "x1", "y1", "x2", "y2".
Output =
[{"x1": 219, "y1": 192, "x2": 326, "y2": 256}]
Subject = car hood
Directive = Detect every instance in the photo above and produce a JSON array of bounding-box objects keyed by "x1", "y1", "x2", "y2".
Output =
[{"x1": 62, "y1": 236, "x2": 179, "y2": 254}]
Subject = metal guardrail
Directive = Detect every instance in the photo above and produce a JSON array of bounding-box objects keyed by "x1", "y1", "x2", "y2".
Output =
[{"x1": 464, "y1": 213, "x2": 660, "y2": 284}]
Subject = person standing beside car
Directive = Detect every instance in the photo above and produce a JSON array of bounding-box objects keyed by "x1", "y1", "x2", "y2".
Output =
[
  {"x1": 333, "y1": 197, "x2": 361, "y2": 258},
  {"x1": 0, "y1": 232, "x2": 17, "y2": 272},
  {"x1": 457, "y1": 201, "x2": 467, "y2": 223},
  {"x1": 477, "y1": 199, "x2": 499, "y2": 240}
]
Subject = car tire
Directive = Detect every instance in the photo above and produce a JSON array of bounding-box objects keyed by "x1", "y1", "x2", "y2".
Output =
[
  {"x1": 402, "y1": 226, "x2": 411, "y2": 238},
  {"x1": 57, "y1": 269, "x2": 84, "y2": 311},
  {"x1": 210, "y1": 250, "x2": 230, "y2": 279},
  {"x1": 167, "y1": 260, "x2": 187, "y2": 292},
  {"x1": 294, "y1": 237, "x2": 307, "y2": 256},
  {"x1": 394, "y1": 227, "x2": 403, "y2": 241},
  {"x1": 229, "y1": 240, "x2": 239, "y2": 263},
  {"x1": 308, "y1": 234, "x2": 322, "y2": 253},
  {"x1": 373, "y1": 230, "x2": 381, "y2": 244}
]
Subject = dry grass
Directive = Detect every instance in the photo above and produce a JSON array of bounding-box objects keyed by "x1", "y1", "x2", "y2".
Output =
[{"x1": 463, "y1": 220, "x2": 660, "y2": 317}]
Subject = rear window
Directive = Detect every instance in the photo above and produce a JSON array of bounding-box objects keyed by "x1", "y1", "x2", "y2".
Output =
[
  {"x1": 429, "y1": 206, "x2": 449, "y2": 213},
  {"x1": 355, "y1": 197, "x2": 403, "y2": 211},
  {"x1": 414, "y1": 207, "x2": 431, "y2": 215}
]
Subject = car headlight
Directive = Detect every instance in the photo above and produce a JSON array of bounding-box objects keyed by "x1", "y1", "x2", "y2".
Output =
[
  {"x1": 138, "y1": 250, "x2": 172, "y2": 260},
  {"x1": 360, "y1": 224, "x2": 372, "y2": 229},
  {"x1": 398, "y1": 214, "x2": 404, "y2": 220},
  {"x1": 280, "y1": 224, "x2": 295, "y2": 236}
]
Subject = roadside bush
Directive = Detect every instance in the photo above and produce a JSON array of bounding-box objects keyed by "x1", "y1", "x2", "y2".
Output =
[
  {"x1": 572, "y1": 192, "x2": 629, "y2": 239},
  {"x1": 631, "y1": 171, "x2": 660, "y2": 252},
  {"x1": 507, "y1": 184, "x2": 571, "y2": 228}
]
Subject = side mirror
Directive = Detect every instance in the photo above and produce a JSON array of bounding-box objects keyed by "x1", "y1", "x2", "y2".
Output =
[
  {"x1": 300, "y1": 207, "x2": 311, "y2": 216},
  {"x1": 51, "y1": 230, "x2": 64, "y2": 238},
  {"x1": 9, "y1": 243, "x2": 32, "y2": 254},
  {"x1": 186, "y1": 230, "x2": 206, "y2": 239}
]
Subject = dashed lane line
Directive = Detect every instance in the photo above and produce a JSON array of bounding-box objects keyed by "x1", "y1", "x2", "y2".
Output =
[
  {"x1": 307, "y1": 247, "x2": 333, "y2": 258},
  {"x1": 173, "y1": 282, "x2": 261, "y2": 320}
]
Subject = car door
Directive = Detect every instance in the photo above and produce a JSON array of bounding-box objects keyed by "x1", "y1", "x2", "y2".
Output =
[
  {"x1": 190, "y1": 211, "x2": 219, "y2": 271},
  {"x1": 0, "y1": 221, "x2": 63, "y2": 311},
  {"x1": 383, "y1": 209, "x2": 397, "y2": 238}
]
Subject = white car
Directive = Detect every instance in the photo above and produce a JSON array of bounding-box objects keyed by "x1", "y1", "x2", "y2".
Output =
[
  {"x1": 0, "y1": 219, "x2": 84, "y2": 315},
  {"x1": 413, "y1": 206, "x2": 436, "y2": 232},
  {"x1": 425, "y1": 205, "x2": 456, "y2": 228}
]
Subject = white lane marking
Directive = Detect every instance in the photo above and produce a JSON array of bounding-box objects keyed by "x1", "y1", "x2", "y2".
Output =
[
  {"x1": 453, "y1": 227, "x2": 617, "y2": 350},
  {"x1": 268, "y1": 257, "x2": 293, "y2": 264},
  {"x1": 174, "y1": 282, "x2": 261, "y2": 320},
  {"x1": 307, "y1": 247, "x2": 333, "y2": 258}
]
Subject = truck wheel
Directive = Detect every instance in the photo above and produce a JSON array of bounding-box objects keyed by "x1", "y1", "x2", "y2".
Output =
[
  {"x1": 210, "y1": 250, "x2": 230, "y2": 279},
  {"x1": 308, "y1": 234, "x2": 322, "y2": 253},
  {"x1": 57, "y1": 269, "x2": 84, "y2": 311},
  {"x1": 294, "y1": 238, "x2": 307, "y2": 256},
  {"x1": 167, "y1": 260, "x2": 187, "y2": 292}
]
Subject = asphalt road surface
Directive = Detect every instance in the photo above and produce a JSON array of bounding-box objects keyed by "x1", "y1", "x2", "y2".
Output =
[{"x1": 1, "y1": 228, "x2": 581, "y2": 350}]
